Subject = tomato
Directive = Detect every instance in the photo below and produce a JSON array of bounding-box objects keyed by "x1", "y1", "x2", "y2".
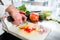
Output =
[
  {"x1": 24, "y1": 27, "x2": 36, "y2": 33},
  {"x1": 24, "y1": 27, "x2": 33, "y2": 33},
  {"x1": 30, "y1": 13, "x2": 39, "y2": 23}
]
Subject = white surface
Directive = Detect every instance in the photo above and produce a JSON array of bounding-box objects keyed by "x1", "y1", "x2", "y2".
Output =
[
  {"x1": 2, "y1": 17, "x2": 60, "y2": 40},
  {"x1": 25, "y1": 5, "x2": 54, "y2": 11},
  {"x1": 3, "y1": 18, "x2": 50, "y2": 40},
  {"x1": 2, "y1": 0, "x2": 12, "y2": 10},
  {"x1": 0, "y1": 5, "x2": 5, "y2": 18},
  {"x1": 39, "y1": 21, "x2": 60, "y2": 32},
  {"x1": 13, "y1": 0, "x2": 22, "y2": 7},
  {"x1": 47, "y1": 8, "x2": 60, "y2": 21},
  {"x1": 0, "y1": 23, "x2": 4, "y2": 35},
  {"x1": 35, "y1": 0, "x2": 48, "y2": 2}
]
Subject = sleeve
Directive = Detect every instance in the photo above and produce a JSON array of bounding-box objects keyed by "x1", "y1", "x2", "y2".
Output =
[
  {"x1": 0, "y1": 5, "x2": 5, "y2": 18},
  {"x1": 1, "y1": 0, "x2": 12, "y2": 10},
  {"x1": 0, "y1": 0, "x2": 12, "y2": 18}
]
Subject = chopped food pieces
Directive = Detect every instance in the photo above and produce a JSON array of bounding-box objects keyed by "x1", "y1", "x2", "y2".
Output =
[
  {"x1": 19, "y1": 22, "x2": 47, "y2": 34},
  {"x1": 36, "y1": 25, "x2": 47, "y2": 34},
  {"x1": 24, "y1": 27, "x2": 35, "y2": 33},
  {"x1": 19, "y1": 23, "x2": 36, "y2": 33}
]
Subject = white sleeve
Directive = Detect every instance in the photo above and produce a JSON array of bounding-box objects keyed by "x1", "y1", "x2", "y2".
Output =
[
  {"x1": 0, "y1": 5, "x2": 5, "y2": 18},
  {"x1": 0, "y1": 0, "x2": 12, "y2": 18},
  {"x1": 1, "y1": 0, "x2": 12, "y2": 10}
]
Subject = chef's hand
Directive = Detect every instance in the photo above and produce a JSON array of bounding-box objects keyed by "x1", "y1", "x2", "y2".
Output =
[
  {"x1": 6, "y1": 5, "x2": 27, "y2": 25},
  {"x1": 10, "y1": 10, "x2": 27, "y2": 25}
]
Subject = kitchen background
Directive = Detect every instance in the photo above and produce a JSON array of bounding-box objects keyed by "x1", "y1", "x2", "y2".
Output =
[
  {"x1": 0, "y1": 0, "x2": 60, "y2": 35},
  {"x1": 11, "y1": 0, "x2": 60, "y2": 16}
]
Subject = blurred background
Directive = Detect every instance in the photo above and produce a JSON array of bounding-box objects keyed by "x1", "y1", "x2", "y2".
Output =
[{"x1": 0, "y1": 0, "x2": 60, "y2": 40}]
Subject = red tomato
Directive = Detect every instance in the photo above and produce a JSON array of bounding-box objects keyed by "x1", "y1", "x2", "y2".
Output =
[
  {"x1": 30, "y1": 13, "x2": 39, "y2": 23},
  {"x1": 24, "y1": 27, "x2": 33, "y2": 33}
]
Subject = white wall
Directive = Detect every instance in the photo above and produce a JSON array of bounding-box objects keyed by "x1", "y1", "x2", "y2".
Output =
[{"x1": 12, "y1": 0, "x2": 22, "y2": 7}]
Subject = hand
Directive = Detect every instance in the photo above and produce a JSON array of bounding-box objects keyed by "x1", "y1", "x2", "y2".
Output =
[{"x1": 10, "y1": 10, "x2": 27, "y2": 25}]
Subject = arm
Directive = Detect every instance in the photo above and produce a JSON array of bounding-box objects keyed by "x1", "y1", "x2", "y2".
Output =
[
  {"x1": 1, "y1": 0, "x2": 27, "y2": 25},
  {"x1": 6, "y1": 5, "x2": 17, "y2": 14},
  {"x1": 6, "y1": 4, "x2": 27, "y2": 25}
]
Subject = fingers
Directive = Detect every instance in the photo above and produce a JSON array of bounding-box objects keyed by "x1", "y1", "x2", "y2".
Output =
[
  {"x1": 22, "y1": 14, "x2": 27, "y2": 22},
  {"x1": 10, "y1": 11, "x2": 27, "y2": 25},
  {"x1": 11, "y1": 13, "x2": 23, "y2": 25},
  {"x1": 12, "y1": 18, "x2": 22, "y2": 25},
  {"x1": 12, "y1": 20, "x2": 22, "y2": 25}
]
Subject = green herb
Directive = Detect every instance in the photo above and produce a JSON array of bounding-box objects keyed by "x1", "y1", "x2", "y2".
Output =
[{"x1": 16, "y1": 4, "x2": 27, "y2": 11}]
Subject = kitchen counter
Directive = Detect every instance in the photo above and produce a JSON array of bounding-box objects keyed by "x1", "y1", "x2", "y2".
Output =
[
  {"x1": 2, "y1": 18, "x2": 51, "y2": 40},
  {"x1": 2, "y1": 18, "x2": 60, "y2": 40}
]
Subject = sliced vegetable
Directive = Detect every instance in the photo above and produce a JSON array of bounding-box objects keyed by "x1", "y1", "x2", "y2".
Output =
[{"x1": 24, "y1": 27, "x2": 33, "y2": 33}]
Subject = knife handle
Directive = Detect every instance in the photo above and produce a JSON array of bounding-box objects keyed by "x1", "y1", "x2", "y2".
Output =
[{"x1": 7, "y1": 16, "x2": 14, "y2": 22}]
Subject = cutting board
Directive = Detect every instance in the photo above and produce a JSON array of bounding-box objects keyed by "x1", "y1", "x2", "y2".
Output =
[{"x1": 3, "y1": 18, "x2": 50, "y2": 40}]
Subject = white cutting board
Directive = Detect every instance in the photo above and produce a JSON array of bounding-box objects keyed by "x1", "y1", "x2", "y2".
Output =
[{"x1": 3, "y1": 18, "x2": 50, "y2": 40}]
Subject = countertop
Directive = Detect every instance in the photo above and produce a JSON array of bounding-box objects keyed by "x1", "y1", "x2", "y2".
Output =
[{"x1": 2, "y1": 18, "x2": 60, "y2": 40}]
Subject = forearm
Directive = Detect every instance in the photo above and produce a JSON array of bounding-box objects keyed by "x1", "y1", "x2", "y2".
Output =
[{"x1": 6, "y1": 5, "x2": 17, "y2": 14}]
